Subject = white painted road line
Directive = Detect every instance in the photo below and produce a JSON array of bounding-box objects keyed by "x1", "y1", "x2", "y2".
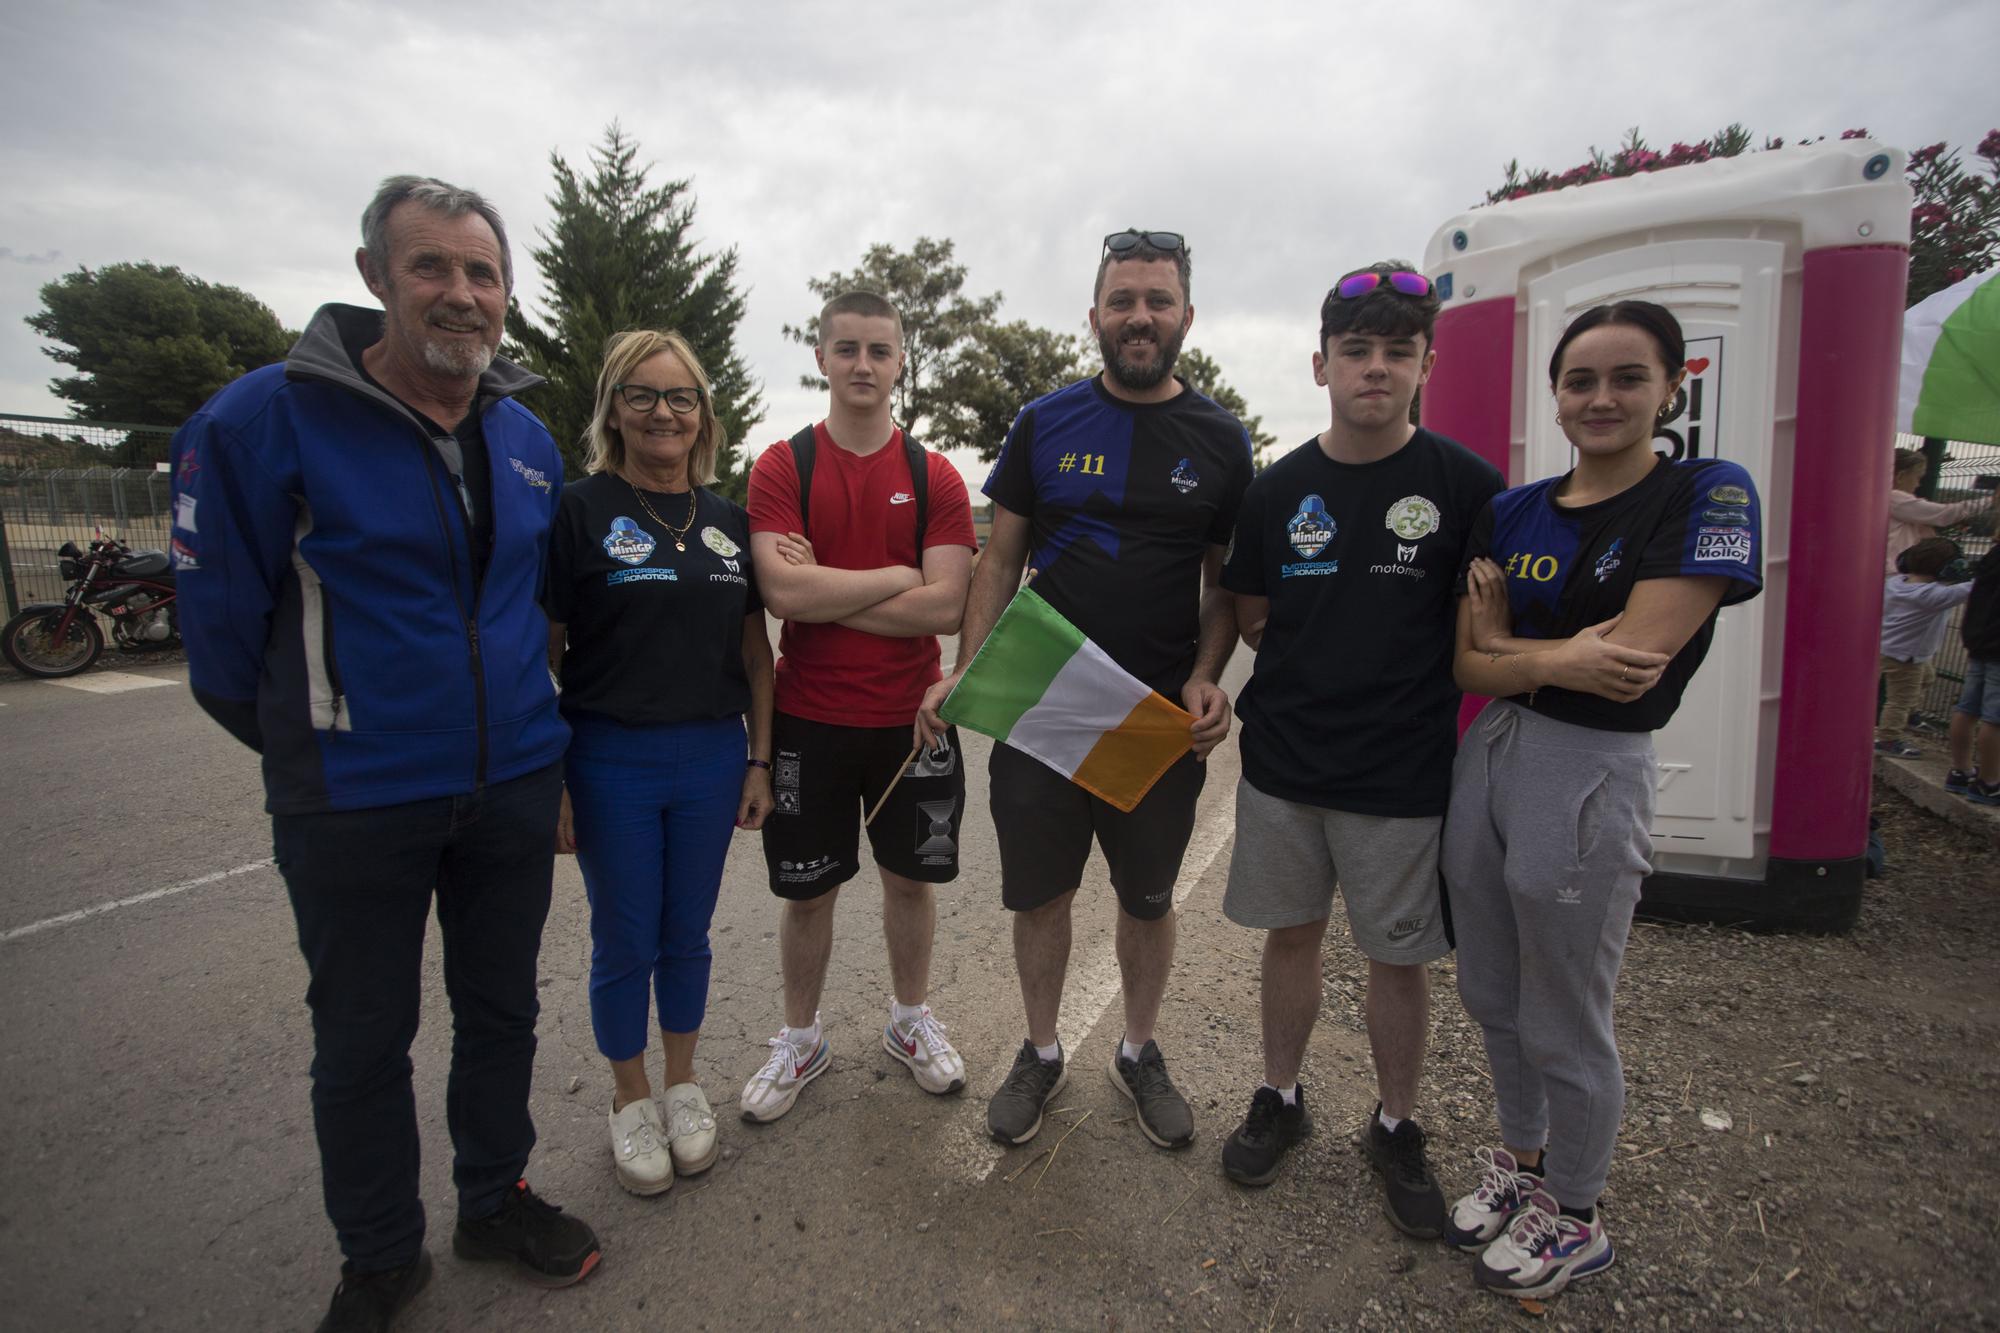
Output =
[
  {"x1": 969, "y1": 801, "x2": 1235, "y2": 1182},
  {"x1": 44, "y1": 671, "x2": 178, "y2": 694},
  {"x1": 0, "y1": 859, "x2": 276, "y2": 944}
]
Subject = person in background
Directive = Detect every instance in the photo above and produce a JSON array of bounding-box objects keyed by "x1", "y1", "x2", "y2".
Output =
[
  {"x1": 545, "y1": 329, "x2": 774, "y2": 1196},
  {"x1": 1886, "y1": 447, "x2": 1995, "y2": 575},
  {"x1": 1876, "y1": 537, "x2": 1974, "y2": 759},
  {"x1": 1946, "y1": 540, "x2": 2000, "y2": 805},
  {"x1": 1443, "y1": 300, "x2": 1762, "y2": 1301}
]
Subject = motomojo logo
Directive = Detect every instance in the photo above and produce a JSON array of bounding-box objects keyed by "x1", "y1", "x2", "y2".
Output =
[{"x1": 1369, "y1": 557, "x2": 1427, "y2": 580}]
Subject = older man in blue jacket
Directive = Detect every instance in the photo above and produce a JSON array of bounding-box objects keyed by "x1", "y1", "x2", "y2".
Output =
[{"x1": 171, "y1": 176, "x2": 598, "y2": 1332}]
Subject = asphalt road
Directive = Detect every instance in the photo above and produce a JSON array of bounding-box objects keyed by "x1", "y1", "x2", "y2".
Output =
[{"x1": 3, "y1": 646, "x2": 1436, "y2": 1332}]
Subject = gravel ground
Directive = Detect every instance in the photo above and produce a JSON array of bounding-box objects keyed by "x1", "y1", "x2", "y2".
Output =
[{"x1": 1205, "y1": 779, "x2": 1999, "y2": 1331}]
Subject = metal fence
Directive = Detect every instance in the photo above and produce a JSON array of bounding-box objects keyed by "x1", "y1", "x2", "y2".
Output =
[
  {"x1": 0, "y1": 414, "x2": 179, "y2": 616},
  {"x1": 1898, "y1": 433, "x2": 2000, "y2": 724}
]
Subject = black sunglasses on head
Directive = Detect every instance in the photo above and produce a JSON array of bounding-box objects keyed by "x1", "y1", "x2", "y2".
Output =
[{"x1": 1103, "y1": 229, "x2": 1186, "y2": 256}]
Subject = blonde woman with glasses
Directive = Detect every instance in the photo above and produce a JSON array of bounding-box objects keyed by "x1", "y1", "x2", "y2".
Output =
[{"x1": 544, "y1": 330, "x2": 774, "y2": 1195}]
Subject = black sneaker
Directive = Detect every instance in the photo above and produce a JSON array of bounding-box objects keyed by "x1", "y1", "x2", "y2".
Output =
[
  {"x1": 1221, "y1": 1083, "x2": 1313, "y2": 1185},
  {"x1": 452, "y1": 1180, "x2": 601, "y2": 1288},
  {"x1": 1359, "y1": 1107, "x2": 1448, "y2": 1238},
  {"x1": 1107, "y1": 1039, "x2": 1194, "y2": 1148},
  {"x1": 317, "y1": 1250, "x2": 431, "y2": 1333},
  {"x1": 1945, "y1": 767, "x2": 1974, "y2": 795},
  {"x1": 987, "y1": 1039, "x2": 1067, "y2": 1144}
]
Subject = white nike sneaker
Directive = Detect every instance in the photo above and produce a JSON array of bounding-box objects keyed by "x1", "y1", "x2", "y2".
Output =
[
  {"x1": 739, "y1": 1020, "x2": 831, "y2": 1123},
  {"x1": 608, "y1": 1097, "x2": 673, "y2": 1196},
  {"x1": 663, "y1": 1082, "x2": 719, "y2": 1176},
  {"x1": 883, "y1": 1003, "x2": 967, "y2": 1095}
]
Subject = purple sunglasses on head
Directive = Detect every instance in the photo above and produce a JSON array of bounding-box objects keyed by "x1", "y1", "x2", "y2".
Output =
[{"x1": 1332, "y1": 270, "x2": 1434, "y2": 300}]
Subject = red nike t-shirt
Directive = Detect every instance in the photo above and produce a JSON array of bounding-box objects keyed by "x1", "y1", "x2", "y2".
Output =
[{"x1": 747, "y1": 424, "x2": 976, "y2": 726}]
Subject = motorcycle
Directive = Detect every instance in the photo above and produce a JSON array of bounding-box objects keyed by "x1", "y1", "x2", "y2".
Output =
[{"x1": 1, "y1": 534, "x2": 180, "y2": 678}]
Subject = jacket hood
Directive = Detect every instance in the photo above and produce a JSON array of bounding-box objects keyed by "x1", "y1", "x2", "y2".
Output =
[{"x1": 286, "y1": 303, "x2": 544, "y2": 411}]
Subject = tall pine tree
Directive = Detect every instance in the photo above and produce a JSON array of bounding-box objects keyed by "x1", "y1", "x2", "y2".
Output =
[{"x1": 505, "y1": 123, "x2": 763, "y2": 491}]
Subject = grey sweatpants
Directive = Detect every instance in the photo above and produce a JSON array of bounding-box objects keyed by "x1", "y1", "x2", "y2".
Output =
[{"x1": 1442, "y1": 700, "x2": 1656, "y2": 1205}]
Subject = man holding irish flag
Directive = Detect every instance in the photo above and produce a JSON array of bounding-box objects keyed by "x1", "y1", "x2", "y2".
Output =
[{"x1": 918, "y1": 229, "x2": 1253, "y2": 1151}]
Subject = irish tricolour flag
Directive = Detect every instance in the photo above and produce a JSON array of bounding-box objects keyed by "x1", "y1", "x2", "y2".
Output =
[{"x1": 941, "y1": 588, "x2": 1193, "y2": 812}]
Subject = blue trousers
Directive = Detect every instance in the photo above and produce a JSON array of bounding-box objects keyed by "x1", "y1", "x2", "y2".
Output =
[
  {"x1": 566, "y1": 714, "x2": 744, "y2": 1060},
  {"x1": 273, "y1": 760, "x2": 561, "y2": 1270}
]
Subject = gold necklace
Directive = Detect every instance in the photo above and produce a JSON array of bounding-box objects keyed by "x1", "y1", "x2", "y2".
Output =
[{"x1": 628, "y1": 477, "x2": 698, "y2": 551}]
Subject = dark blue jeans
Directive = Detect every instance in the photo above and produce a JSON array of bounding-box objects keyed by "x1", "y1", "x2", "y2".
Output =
[{"x1": 272, "y1": 761, "x2": 562, "y2": 1271}]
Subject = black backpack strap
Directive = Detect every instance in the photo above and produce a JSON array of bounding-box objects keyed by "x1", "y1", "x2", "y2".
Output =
[
  {"x1": 786, "y1": 425, "x2": 818, "y2": 537},
  {"x1": 790, "y1": 423, "x2": 930, "y2": 550},
  {"x1": 901, "y1": 430, "x2": 930, "y2": 550}
]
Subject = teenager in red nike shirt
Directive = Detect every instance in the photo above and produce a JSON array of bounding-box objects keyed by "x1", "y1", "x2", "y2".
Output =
[{"x1": 739, "y1": 291, "x2": 977, "y2": 1123}]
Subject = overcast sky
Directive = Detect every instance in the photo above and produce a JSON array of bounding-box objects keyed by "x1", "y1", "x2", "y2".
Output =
[{"x1": 4, "y1": 0, "x2": 1992, "y2": 471}]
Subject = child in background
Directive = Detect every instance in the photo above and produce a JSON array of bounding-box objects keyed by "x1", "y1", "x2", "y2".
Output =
[
  {"x1": 1877, "y1": 537, "x2": 1973, "y2": 758},
  {"x1": 1946, "y1": 542, "x2": 2000, "y2": 805},
  {"x1": 1886, "y1": 448, "x2": 1997, "y2": 574}
]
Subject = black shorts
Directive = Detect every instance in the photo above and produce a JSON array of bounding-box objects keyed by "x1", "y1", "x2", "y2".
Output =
[
  {"x1": 762, "y1": 711, "x2": 964, "y2": 900},
  {"x1": 989, "y1": 744, "x2": 1206, "y2": 921}
]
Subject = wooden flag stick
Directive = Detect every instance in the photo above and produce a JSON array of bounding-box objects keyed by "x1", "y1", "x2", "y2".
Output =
[{"x1": 864, "y1": 745, "x2": 922, "y2": 827}]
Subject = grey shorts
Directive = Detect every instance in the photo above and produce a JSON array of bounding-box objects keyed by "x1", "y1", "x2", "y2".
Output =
[{"x1": 1223, "y1": 777, "x2": 1448, "y2": 964}]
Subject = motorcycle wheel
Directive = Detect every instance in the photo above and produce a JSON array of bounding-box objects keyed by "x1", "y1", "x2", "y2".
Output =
[{"x1": 1, "y1": 608, "x2": 104, "y2": 678}]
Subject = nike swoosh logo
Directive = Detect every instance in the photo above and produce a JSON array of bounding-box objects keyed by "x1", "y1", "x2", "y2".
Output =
[{"x1": 889, "y1": 493, "x2": 913, "y2": 505}]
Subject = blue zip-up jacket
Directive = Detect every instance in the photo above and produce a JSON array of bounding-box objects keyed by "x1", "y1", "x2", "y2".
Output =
[{"x1": 170, "y1": 303, "x2": 569, "y2": 814}]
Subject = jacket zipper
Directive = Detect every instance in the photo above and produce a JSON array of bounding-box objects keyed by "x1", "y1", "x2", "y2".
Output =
[
  {"x1": 321, "y1": 587, "x2": 347, "y2": 731},
  {"x1": 417, "y1": 429, "x2": 490, "y2": 796},
  {"x1": 286, "y1": 359, "x2": 516, "y2": 795}
]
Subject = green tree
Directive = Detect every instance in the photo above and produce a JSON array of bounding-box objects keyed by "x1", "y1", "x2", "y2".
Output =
[
  {"x1": 936, "y1": 320, "x2": 1088, "y2": 460},
  {"x1": 781, "y1": 237, "x2": 1001, "y2": 445},
  {"x1": 1178, "y1": 346, "x2": 1277, "y2": 457},
  {"x1": 505, "y1": 123, "x2": 763, "y2": 492},
  {"x1": 26, "y1": 262, "x2": 295, "y2": 429}
]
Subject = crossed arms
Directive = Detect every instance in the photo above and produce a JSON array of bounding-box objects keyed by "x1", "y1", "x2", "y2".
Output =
[
  {"x1": 751, "y1": 529, "x2": 973, "y2": 639},
  {"x1": 1451, "y1": 557, "x2": 1732, "y2": 703}
]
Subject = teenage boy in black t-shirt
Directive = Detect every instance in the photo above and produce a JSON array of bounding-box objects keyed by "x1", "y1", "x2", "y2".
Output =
[
  {"x1": 918, "y1": 230, "x2": 1253, "y2": 1152},
  {"x1": 1216, "y1": 264, "x2": 1502, "y2": 1231}
]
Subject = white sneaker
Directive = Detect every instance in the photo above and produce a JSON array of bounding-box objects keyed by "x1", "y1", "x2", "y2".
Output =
[
  {"x1": 1473, "y1": 1187, "x2": 1615, "y2": 1299},
  {"x1": 883, "y1": 1003, "x2": 967, "y2": 1095},
  {"x1": 663, "y1": 1082, "x2": 719, "y2": 1176},
  {"x1": 1444, "y1": 1145, "x2": 1538, "y2": 1251},
  {"x1": 608, "y1": 1097, "x2": 673, "y2": 1196},
  {"x1": 739, "y1": 1020, "x2": 831, "y2": 1123}
]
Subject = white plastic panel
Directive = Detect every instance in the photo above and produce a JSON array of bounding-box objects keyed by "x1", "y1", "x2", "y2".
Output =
[{"x1": 1521, "y1": 239, "x2": 1787, "y2": 862}]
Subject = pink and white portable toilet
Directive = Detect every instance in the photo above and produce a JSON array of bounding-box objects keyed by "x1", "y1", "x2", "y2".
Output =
[{"x1": 1420, "y1": 139, "x2": 1912, "y2": 932}]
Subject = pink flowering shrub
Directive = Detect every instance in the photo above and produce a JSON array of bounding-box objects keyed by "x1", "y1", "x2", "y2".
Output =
[{"x1": 1483, "y1": 125, "x2": 2000, "y2": 307}]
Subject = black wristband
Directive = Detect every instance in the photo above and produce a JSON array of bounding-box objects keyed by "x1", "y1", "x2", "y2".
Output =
[{"x1": 746, "y1": 758, "x2": 771, "y2": 770}]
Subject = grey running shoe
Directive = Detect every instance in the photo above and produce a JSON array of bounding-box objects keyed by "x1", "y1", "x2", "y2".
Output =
[
  {"x1": 988, "y1": 1039, "x2": 1067, "y2": 1144},
  {"x1": 1221, "y1": 1082, "x2": 1313, "y2": 1185},
  {"x1": 1359, "y1": 1107, "x2": 1448, "y2": 1238},
  {"x1": 1107, "y1": 1040, "x2": 1194, "y2": 1148}
]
